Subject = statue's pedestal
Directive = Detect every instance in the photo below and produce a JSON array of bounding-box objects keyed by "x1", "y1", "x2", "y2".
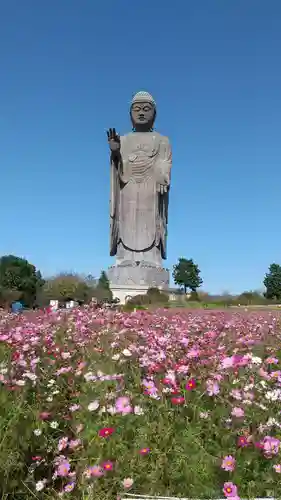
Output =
[{"x1": 108, "y1": 262, "x2": 169, "y2": 304}]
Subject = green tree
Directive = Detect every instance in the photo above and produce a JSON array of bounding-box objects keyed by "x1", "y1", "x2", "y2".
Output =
[
  {"x1": 94, "y1": 271, "x2": 113, "y2": 302},
  {"x1": 0, "y1": 255, "x2": 44, "y2": 308},
  {"x1": 43, "y1": 273, "x2": 93, "y2": 305},
  {"x1": 263, "y1": 263, "x2": 281, "y2": 301},
  {"x1": 236, "y1": 290, "x2": 267, "y2": 306},
  {"x1": 172, "y1": 258, "x2": 203, "y2": 294}
]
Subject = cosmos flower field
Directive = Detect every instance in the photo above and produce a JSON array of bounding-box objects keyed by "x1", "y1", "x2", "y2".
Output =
[{"x1": 0, "y1": 307, "x2": 281, "y2": 499}]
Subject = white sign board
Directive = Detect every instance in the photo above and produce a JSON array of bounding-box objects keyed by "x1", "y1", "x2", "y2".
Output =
[
  {"x1": 66, "y1": 300, "x2": 77, "y2": 309},
  {"x1": 49, "y1": 299, "x2": 58, "y2": 311}
]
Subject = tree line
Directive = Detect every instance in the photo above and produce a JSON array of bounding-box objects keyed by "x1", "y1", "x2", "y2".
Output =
[
  {"x1": 0, "y1": 255, "x2": 112, "y2": 309},
  {"x1": 1, "y1": 254, "x2": 281, "y2": 309},
  {"x1": 172, "y1": 258, "x2": 281, "y2": 304}
]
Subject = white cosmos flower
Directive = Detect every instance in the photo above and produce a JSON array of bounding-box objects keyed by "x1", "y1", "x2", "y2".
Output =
[
  {"x1": 107, "y1": 405, "x2": 117, "y2": 415},
  {"x1": 24, "y1": 372, "x2": 37, "y2": 381},
  {"x1": 122, "y1": 349, "x2": 132, "y2": 357},
  {"x1": 35, "y1": 480, "x2": 46, "y2": 491},
  {"x1": 251, "y1": 355, "x2": 262, "y2": 365},
  {"x1": 15, "y1": 380, "x2": 25, "y2": 386},
  {"x1": 33, "y1": 429, "x2": 42, "y2": 436},
  {"x1": 87, "y1": 400, "x2": 100, "y2": 411},
  {"x1": 267, "y1": 417, "x2": 281, "y2": 428},
  {"x1": 265, "y1": 389, "x2": 281, "y2": 401},
  {"x1": 244, "y1": 383, "x2": 254, "y2": 391},
  {"x1": 50, "y1": 421, "x2": 59, "y2": 429},
  {"x1": 134, "y1": 405, "x2": 144, "y2": 415},
  {"x1": 84, "y1": 372, "x2": 96, "y2": 382},
  {"x1": 112, "y1": 354, "x2": 120, "y2": 361}
]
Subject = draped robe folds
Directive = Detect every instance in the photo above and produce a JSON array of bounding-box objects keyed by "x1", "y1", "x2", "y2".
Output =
[{"x1": 110, "y1": 131, "x2": 172, "y2": 266}]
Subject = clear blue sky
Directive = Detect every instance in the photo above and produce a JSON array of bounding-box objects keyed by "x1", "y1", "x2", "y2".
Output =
[{"x1": 1, "y1": 0, "x2": 281, "y2": 294}]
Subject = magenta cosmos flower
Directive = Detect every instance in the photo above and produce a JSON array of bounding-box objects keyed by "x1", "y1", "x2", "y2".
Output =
[
  {"x1": 223, "y1": 482, "x2": 238, "y2": 498},
  {"x1": 139, "y1": 447, "x2": 150, "y2": 455},
  {"x1": 237, "y1": 436, "x2": 249, "y2": 448},
  {"x1": 102, "y1": 461, "x2": 114, "y2": 471},
  {"x1": 221, "y1": 455, "x2": 236, "y2": 472},
  {"x1": 185, "y1": 378, "x2": 196, "y2": 390},
  {"x1": 171, "y1": 396, "x2": 185, "y2": 405},
  {"x1": 98, "y1": 427, "x2": 115, "y2": 438}
]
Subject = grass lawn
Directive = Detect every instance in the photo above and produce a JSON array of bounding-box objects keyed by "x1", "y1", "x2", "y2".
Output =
[{"x1": 0, "y1": 307, "x2": 281, "y2": 499}]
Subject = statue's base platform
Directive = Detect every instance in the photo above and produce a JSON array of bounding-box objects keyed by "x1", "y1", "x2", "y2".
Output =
[
  {"x1": 109, "y1": 284, "x2": 151, "y2": 304},
  {"x1": 108, "y1": 262, "x2": 169, "y2": 304}
]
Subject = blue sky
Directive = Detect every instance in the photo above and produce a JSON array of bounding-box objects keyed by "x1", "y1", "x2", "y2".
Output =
[{"x1": 1, "y1": 0, "x2": 281, "y2": 294}]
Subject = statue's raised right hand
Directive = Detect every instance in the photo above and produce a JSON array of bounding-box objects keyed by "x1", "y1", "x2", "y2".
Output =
[{"x1": 107, "y1": 128, "x2": 121, "y2": 155}]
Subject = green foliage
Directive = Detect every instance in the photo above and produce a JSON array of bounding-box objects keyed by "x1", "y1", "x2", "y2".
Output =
[
  {"x1": 146, "y1": 287, "x2": 169, "y2": 304},
  {"x1": 236, "y1": 290, "x2": 268, "y2": 306},
  {"x1": 0, "y1": 255, "x2": 44, "y2": 308},
  {"x1": 188, "y1": 290, "x2": 200, "y2": 302},
  {"x1": 43, "y1": 273, "x2": 93, "y2": 305},
  {"x1": 125, "y1": 288, "x2": 169, "y2": 310},
  {"x1": 94, "y1": 271, "x2": 113, "y2": 302},
  {"x1": 264, "y1": 263, "x2": 281, "y2": 301},
  {"x1": 172, "y1": 257, "x2": 203, "y2": 293},
  {"x1": 97, "y1": 271, "x2": 110, "y2": 289}
]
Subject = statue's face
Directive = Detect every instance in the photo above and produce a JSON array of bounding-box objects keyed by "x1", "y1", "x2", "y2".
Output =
[{"x1": 130, "y1": 101, "x2": 155, "y2": 129}]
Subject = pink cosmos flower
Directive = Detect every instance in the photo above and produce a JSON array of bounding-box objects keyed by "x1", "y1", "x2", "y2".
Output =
[
  {"x1": 115, "y1": 396, "x2": 132, "y2": 414},
  {"x1": 230, "y1": 389, "x2": 242, "y2": 400},
  {"x1": 57, "y1": 460, "x2": 71, "y2": 477},
  {"x1": 171, "y1": 396, "x2": 185, "y2": 405},
  {"x1": 223, "y1": 482, "x2": 238, "y2": 498},
  {"x1": 266, "y1": 357, "x2": 279, "y2": 364},
  {"x1": 142, "y1": 379, "x2": 158, "y2": 397},
  {"x1": 39, "y1": 412, "x2": 51, "y2": 420},
  {"x1": 221, "y1": 455, "x2": 236, "y2": 472},
  {"x1": 263, "y1": 436, "x2": 280, "y2": 456},
  {"x1": 259, "y1": 367, "x2": 270, "y2": 380},
  {"x1": 84, "y1": 465, "x2": 104, "y2": 478},
  {"x1": 187, "y1": 348, "x2": 200, "y2": 358},
  {"x1": 58, "y1": 437, "x2": 68, "y2": 451},
  {"x1": 221, "y1": 356, "x2": 234, "y2": 369},
  {"x1": 64, "y1": 481, "x2": 75, "y2": 492},
  {"x1": 206, "y1": 379, "x2": 220, "y2": 396},
  {"x1": 231, "y1": 407, "x2": 245, "y2": 418},
  {"x1": 69, "y1": 439, "x2": 81, "y2": 449},
  {"x1": 69, "y1": 404, "x2": 80, "y2": 412}
]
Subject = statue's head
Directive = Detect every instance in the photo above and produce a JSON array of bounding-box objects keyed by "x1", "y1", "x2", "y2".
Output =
[{"x1": 130, "y1": 91, "x2": 156, "y2": 132}]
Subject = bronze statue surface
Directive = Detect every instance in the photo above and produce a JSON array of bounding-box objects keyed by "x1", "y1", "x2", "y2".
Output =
[{"x1": 107, "y1": 91, "x2": 172, "y2": 288}]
